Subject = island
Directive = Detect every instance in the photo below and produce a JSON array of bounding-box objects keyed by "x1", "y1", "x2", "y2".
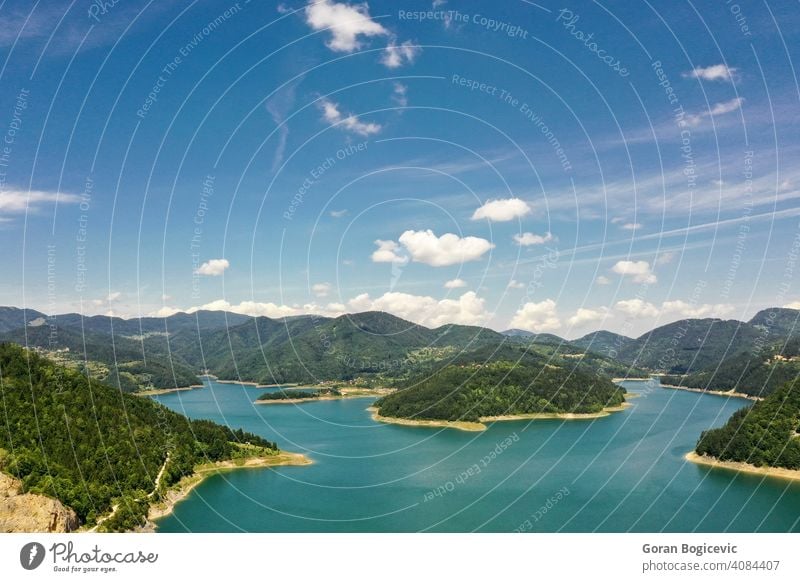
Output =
[{"x1": 372, "y1": 360, "x2": 628, "y2": 431}]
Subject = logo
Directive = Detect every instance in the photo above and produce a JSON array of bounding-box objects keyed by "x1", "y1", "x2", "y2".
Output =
[{"x1": 20, "y1": 542, "x2": 46, "y2": 570}]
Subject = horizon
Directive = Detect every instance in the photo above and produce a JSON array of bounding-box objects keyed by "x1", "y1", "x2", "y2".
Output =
[{"x1": 4, "y1": 302, "x2": 796, "y2": 342}]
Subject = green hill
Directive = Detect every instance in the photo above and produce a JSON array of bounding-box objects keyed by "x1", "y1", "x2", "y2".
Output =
[
  {"x1": 695, "y1": 378, "x2": 800, "y2": 469},
  {"x1": 375, "y1": 359, "x2": 626, "y2": 423},
  {"x1": 0, "y1": 343, "x2": 278, "y2": 531}
]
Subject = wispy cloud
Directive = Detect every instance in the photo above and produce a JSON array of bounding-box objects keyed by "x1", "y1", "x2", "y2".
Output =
[
  {"x1": 683, "y1": 64, "x2": 737, "y2": 82},
  {"x1": 265, "y1": 81, "x2": 301, "y2": 173},
  {"x1": 318, "y1": 97, "x2": 381, "y2": 136},
  {"x1": 0, "y1": 189, "x2": 81, "y2": 220}
]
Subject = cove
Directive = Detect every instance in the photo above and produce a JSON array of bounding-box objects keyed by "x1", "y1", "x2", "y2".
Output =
[{"x1": 153, "y1": 379, "x2": 800, "y2": 532}]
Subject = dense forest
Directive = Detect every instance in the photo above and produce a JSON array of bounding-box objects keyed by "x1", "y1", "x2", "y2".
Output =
[
  {"x1": 662, "y1": 338, "x2": 800, "y2": 397},
  {"x1": 695, "y1": 379, "x2": 800, "y2": 469},
  {"x1": 375, "y1": 360, "x2": 626, "y2": 422},
  {"x1": 0, "y1": 343, "x2": 277, "y2": 531}
]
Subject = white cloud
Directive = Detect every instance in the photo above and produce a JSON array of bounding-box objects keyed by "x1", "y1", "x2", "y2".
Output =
[
  {"x1": 471, "y1": 198, "x2": 532, "y2": 222},
  {"x1": 187, "y1": 299, "x2": 310, "y2": 319},
  {"x1": 655, "y1": 252, "x2": 675, "y2": 265},
  {"x1": 0, "y1": 189, "x2": 82, "y2": 215},
  {"x1": 684, "y1": 64, "x2": 736, "y2": 82},
  {"x1": 312, "y1": 282, "x2": 332, "y2": 297},
  {"x1": 621, "y1": 222, "x2": 642, "y2": 231},
  {"x1": 661, "y1": 300, "x2": 734, "y2": 318},
  {"x1": 304, "y1": 0, "x2": 387, "y2": 52},
  {"x1": 784, "y1": 301, "x2": 800, "y2": 310},
  {"x1": 318, "y1": 97, "x2": 381, "y2": 136},
  {"x1": 444, "y1": 278, "x2": 467, "y2": 289},
  {"x1": 150, "y1": 306, "x2": 181, "y2": 317},
  {"x1": 615, "y1": 299, "x2": 659, "y2": 318},
  {"x1": 612, "y1": 260, "x2": 656, "y2": 284},
  {"x1": 106, "y1": 291, "x2": 122, "y2": 302},
  {"x1": 392, "y1": 82, "x2": 408, "y2": 107},
  {"x1": 196, "y1": 258, "x2": 230, "y2": 276},
  {"x1": 509, "y1": 300, "x2": 560, "y2": 332},
  {"x1": 513, "y1": 231, "x2": 554, "y2": 246},
  {"x1": 680, "y1": 97, "x2": 744, "y2": 128},
  {"x1": 710, "y1": 97, "x2": 744, "y2": 116},
  {"x1": 568, "y1": 307, "x2": 608, "y2": 327},
  {"x1": 346, "y1": 290, "x2": 489, "y2": 327},
  {"x1": 381, "y1": 40, "x2": 420, "y2": 68},
  {"x1": 596, "y1": 275, "x2": 611, "y2": 286},
  {"x1": 371, "y1": 239, "x2": 408, "y2": 264},
  {"x1": 330, "y1": 209, "x2": 348, "y2": 218},
  {"x1": 161, "y1": 294, "x2": 172, "y2": 301},
  {"x1": 613, "y1": 298, "x2": 733, "y2": 320},
  {"x1": 398, "y1": 229, "x2": 494, "y2": 266},
  {"x1": 507, "y1": 280, "x2": 525, "y2": 289}
]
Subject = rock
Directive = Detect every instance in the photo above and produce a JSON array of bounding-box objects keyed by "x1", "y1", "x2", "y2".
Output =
[{"x1": 0, "y1": 472, "x2": 79, "y2": 533}]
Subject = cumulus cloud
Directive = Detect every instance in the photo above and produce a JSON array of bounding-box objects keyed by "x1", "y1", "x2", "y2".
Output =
[
  {"x1": 444, "y1": 278, "x2": 467, "y2": 289},
  {"x1": 150, "y1": 306, "x2": 181, "y2": 317},
  {"x1": 660, "y1": 300, "x2": 734, "y2": 318},
  {"x1": 196, "y1": 258, "x2": 230, "y2": 276},
  {"x1": 304, "y1": 0, "x2": 387, "y2": 52},
  {"x1": 509, "y1": 299, "x2": 560, "y2": 332},
  {"x1": 346, "y1": 290, "x2": 489, "y2": 327},
  {"x1": 318, "y1": 97, "x2": 381, "y2": 136},
  {"x1": 398, "y1": 229, "x2": 494, "y2": 266},
  {"x1": 371, "y1": 239, "x2": 408, "y2": 264},
  {"x1": 614, "y1": 298, "x2": 734, "y2": 320},
  {"x1": 612, "y1": 260, "x2": 656, "y2": 284},
  {"x1": 471, "y1": 198, "x2": 532, "y2": 222},
  {"x1": 614, "y1": 299, "x2": 659, "y2": 318},
  {"x1": 513, "y1": 231, "x2": 554, "y2": 246},
  {"x1": 0, "y1": 189, "x2": 82, "y2": 216},
  {"x1": 381, "y1": 40, "x2": 420, "y2": 68},
  {"x1": 568, "y1": 307, "x2": 608, "y2": 327},
  {"x1": 684, "y1": 64, "x2": 736, "y2": 82},
  {"x1": 596, "y1": 275, "x2": 611, "y2": 286},
  {"x1": 312, "y1": 282, "x2": 332, "y2": 297}
]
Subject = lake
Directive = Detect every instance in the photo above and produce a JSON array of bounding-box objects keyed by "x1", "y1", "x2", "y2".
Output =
[{"x1": 153, "y1": 379, "x2": 800, "y2": 532}]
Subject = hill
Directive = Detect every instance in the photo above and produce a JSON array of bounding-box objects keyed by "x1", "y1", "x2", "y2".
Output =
[
  {"x1": 0, "y1": 343, "x2": 280, "y2": 531},
  {"x1": 375, "y1": 359, "x2": 626, "y2": 423}
]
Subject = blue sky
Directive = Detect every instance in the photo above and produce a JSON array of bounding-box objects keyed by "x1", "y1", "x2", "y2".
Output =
[{"x1": 1, "y1": 0, "x2": 799, "y2": 338}]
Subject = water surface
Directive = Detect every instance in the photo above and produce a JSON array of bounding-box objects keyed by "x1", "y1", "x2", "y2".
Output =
[{"x1": 153, "y1": 379, "x2": 800, "y2": 532}]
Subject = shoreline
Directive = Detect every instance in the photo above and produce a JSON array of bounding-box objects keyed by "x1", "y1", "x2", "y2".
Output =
[
  {"x1": 134, "y1": 383, "x2": 205, "y2": 397},
  {"x1": 369, "y1": 402, "x2": 631, "y2": 432},
  {"x1": 612, "y1": 377, "x2": 653, "y2": 382},
  {"x1": 147, "y1": 451, "x2": 311, "y2": 525},
  {"x1": 685, "y1": 452, "x2": 800, "y2": 482},
  {"x1": 661, "y1": 383, "x2": 761, "y2": 401},
  {"x1": 257, "y1": 387, "x2": 394, "y2": 405}
]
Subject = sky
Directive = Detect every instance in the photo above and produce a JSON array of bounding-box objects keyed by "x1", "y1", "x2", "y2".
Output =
[{"x1": 0, "y1": 0, "x2": 799, "y2": 339}]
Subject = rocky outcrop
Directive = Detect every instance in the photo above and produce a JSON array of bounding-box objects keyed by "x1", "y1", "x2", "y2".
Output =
[{"x1": 0, "y1": 472, "x2": 79, "y2": 532}]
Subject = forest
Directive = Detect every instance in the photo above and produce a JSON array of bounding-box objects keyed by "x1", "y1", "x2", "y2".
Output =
[
  {"x1": 0, "y1": 343, "x2": 277, "y2": 531},
  {"x1": 375, "y1": 360, "x2": 626, "y2": 422},
  {"x1": 695, "y1": 379, "x2": 800, "y2": 469}
]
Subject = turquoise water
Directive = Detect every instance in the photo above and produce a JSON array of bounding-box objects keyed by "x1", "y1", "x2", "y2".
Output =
[{"x1": 153, "y1": 379, "x2": 800, "y2": 532}]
